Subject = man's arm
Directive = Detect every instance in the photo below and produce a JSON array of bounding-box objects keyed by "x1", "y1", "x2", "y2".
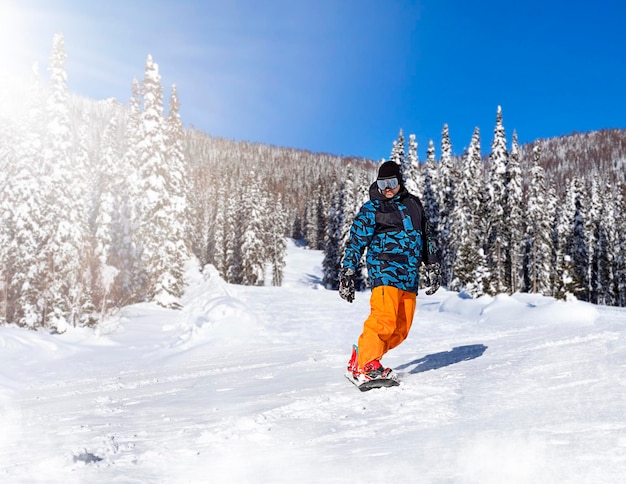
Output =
[
  {"x1": 342, "y1": 202, "x2": 376, "y2": 271},
  {"x1": 422, "y1": 220, "x2": 439, "y2": 265}
]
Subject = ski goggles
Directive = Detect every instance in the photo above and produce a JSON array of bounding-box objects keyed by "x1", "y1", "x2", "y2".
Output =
[{"x1": 376, "y1": 177, "x2": 399, "y2": 191}]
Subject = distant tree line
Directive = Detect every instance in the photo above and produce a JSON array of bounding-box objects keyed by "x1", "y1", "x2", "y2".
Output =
[
  {"x1": 184, "y1": 131, "x2": 373, "y2": 286},
  {"x1": 322, "y1": 108, "x2": 626, "y2": 306},
  {"x1": 522, "y1": 128, "x2": 626, "y2": 191}
]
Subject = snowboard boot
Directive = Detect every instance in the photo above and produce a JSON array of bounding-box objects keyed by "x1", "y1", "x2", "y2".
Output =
[
  {"x1": 347, "y1": 346, "x2": 398, "y2": 383},
  {"x1": 363, "y1": 360, "x2": 398, "y2": 381},
  {"x1": 347, "y1": 345, "x2": 359, "y2": 375}
]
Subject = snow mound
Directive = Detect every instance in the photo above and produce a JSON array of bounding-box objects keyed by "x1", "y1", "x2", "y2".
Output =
[
  {"x1": 439, "y1": 292, "x2": 599, "y2": 326},
  {"x1": 172, "y1": 264, "x2": 259, "y2": 348},
  {"x1": 0, "y1": 326, "x2": 74, "y2": 357}
]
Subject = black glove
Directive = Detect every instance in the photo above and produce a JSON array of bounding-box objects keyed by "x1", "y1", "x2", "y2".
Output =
[
  {"x1": 423, "y1": 262, "x2": 441, "y2": 295},
  {"x1": 339, "y1": 268, "x2": 355, "y2": 303}
]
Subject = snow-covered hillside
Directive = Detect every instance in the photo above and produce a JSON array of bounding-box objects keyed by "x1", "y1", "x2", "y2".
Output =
[{"x1": 2, "y1": 239, "x2": 626, "y2": 483}]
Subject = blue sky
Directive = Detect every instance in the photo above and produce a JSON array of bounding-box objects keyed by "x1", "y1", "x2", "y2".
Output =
[{"x1": 5, "y1": 0, "x2": 625, "y2": 160}]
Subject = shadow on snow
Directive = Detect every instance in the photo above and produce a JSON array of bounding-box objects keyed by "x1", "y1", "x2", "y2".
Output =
[{"x1": 396, "y1": 344, "x2": 488, "y2": 374}]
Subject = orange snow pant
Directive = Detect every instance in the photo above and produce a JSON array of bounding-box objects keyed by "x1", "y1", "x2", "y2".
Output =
[{"x1": 357, "y1": 286, "x2": 417, "y2": 369}]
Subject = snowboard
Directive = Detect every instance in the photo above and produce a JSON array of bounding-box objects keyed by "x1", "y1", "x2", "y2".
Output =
[{"x1": 345, "y1": 372, "x2": 400, "y2": 392}]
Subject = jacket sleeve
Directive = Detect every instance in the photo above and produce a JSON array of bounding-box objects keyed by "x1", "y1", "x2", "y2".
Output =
[
  {"x1": 342, "y1": 202, "x2": 376, "y2": 271},
  {"x1": 422, "y1": 219, "x2": 439, "y2": 265},
  {"x1": 411, "y1": 195, "x2": 439, "y2": 265}
]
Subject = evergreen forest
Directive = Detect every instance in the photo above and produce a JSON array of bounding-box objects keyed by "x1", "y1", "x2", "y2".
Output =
[
  {"x1": 2, "y1": 35, "x2": 626, "y2": 331},
  {"x1": 324, "y1": 120, "x2": 626, "y2": 308}
]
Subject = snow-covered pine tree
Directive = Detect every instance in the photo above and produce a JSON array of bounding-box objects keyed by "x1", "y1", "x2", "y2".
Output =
[
  {"x1": 0, "y1": 123, "x2": 10, "y2": 322},
  {"x1": 596, "y1": 183, "x2": 618, "y2": 305},
  {"x1": 270, "y1": 194, "x2": 287, "y2": 286},
  {"x1": 193, "y1": 181, "x2": 216, "y2": 268},
  {"x1": 74, "y1": 110, "x2": 92, "y2": 210},
  {"x1": 119, "y1": 78, "x2": 143, "y2": 300},
  {"x1": 135, "y1": 55, "x2": 187, "y2": 307},
  {"x1": 40, "y1": 33, "x2": 89, "y2": 330},
  {"x1": 240, "y1": 170, "x2": 267, "y2": 286},
  {"x1": 291, "y1": 210, "x2": 304, "y2": 241},
  {"x1": 322, "y1": 181, "x2": 345, "y2": 290},
  {"x1": 352, "y1": 167, "x2": 370, "y2": 291},
  {"x1": 93, "y1": 114, "x2": 123, "y2": 314},
  {"x1": 506, "y1": 131, "x2": 524, "y2": 292},
  {"x1": 212, "y1": 195, "x2": 227, "y2": 277},
  {"x1": 547, "y1": 182, "x2": 561, "y2": 297},
  {"x1": 569, "y1": 180, "x2": 589, "y2": 301},
  {"x1": 523, "y1": 143, "x2": 553, "y2": 295},
  {"x1": 165, "y1": 85, "x2": 190, "y2": 225},
  {"x1": 339, "y1": 165, "x2": 358, "y2": 272},
  {"x1": 315, "y1": 186, "x2": 328, "y2": 251},
  {"x1": 422, "y1": 140, "x2": 440, "y2": 235},
  {"x1": 163, "y1": 83, "x2": 191, "y2": 291},
  {"x1": 91, "y1": 104, "x2": 135, "y2": 316},
  {"x1": 485, "y1": 105, "x2": 509, "y2": 295},
  {"x1": 451, "y1": 127, "x2": 487, "y2": 296},
  {"x1": 0, "y1": 65, "x2": 46, "y2": 326},
  {"x1": 390, "y1": 128, "x2": 406, "y2": 167},
  {"x1": 304, "y1": 186, "x2": 320, "y2": 249},
  {"x1": 555, "y1": 178, "x2": 587, "y2": 300},
  {"x1": 74, "y1": 108, "x2": 100, "y2": 322},
  {"x1": 404, "y1": 133, "x2": 422, "y2": 197},
  {"x1": 304, "y1": 183, "x2": 330, "y2": 251},
  {"x1": 438, "y1": 123, "x2": 457, "y2": 286},
  {"x1": 0, "y1": 151, "x2": 46, "y2": 326},
  {"x1": 225, "y1": 187, "x2": 242, "y2": 284},
  {"x1": 586, "y1": 175, "x2": 602, "y2": 304},
  {"x1": 613, "y1": 191, "x2": 626, "y2": 306},
  {"x1": 186, "y1": 129, "x2": 217, "y2": 271}
]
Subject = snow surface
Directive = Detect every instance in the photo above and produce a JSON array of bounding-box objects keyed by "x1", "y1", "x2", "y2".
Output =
[{"x1": 2, "y1": 239, "x2": 626, "y2": 483}]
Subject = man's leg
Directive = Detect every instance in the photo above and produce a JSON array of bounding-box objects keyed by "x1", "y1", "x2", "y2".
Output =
[
  {"x1": 384, "y1": 289, "x2": 416, "y2": 352},
  {"x1": 357, "y1": 286, "x2": 401, "y2": 369}
]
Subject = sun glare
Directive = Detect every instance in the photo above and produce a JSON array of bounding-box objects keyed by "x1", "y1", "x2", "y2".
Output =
[
  {"x1": 0, "y1": 1, "x2": 31, "y2": 84},
  {"x1": 0, "y1": 0, "x2": 35, "y2": 117}
]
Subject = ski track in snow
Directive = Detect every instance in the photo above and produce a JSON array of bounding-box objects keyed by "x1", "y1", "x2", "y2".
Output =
[{"x1": 2, "y1": 239, "x2": 626, "y2": 483}]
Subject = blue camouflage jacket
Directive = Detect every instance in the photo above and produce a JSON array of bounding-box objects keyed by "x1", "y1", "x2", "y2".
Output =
[{"x1": 342, "y1": 183, "x2": 438, "y2": 293}]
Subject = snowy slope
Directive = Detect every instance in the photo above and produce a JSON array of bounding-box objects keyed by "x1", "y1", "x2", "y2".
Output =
[{"x1": 2, "y1": 239, "x2": 626, "y2": 483}]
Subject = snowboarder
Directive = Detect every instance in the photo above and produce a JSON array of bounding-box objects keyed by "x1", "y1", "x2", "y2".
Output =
[{"x1": 339, "y1": 160, "x2": 440, "y2": 387}]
